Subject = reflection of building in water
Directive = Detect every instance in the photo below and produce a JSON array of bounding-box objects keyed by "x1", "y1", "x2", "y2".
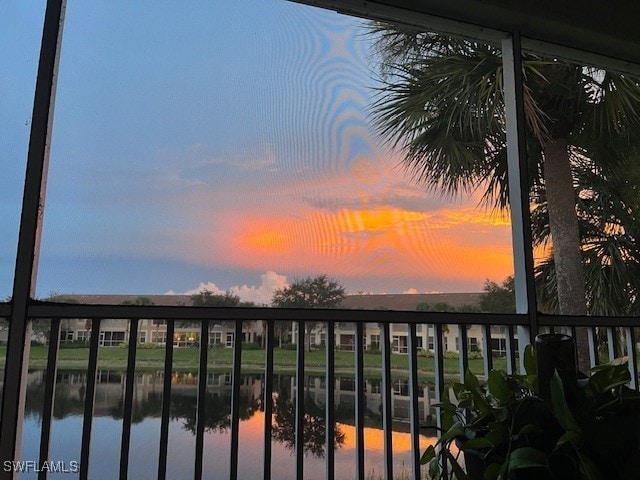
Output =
[
  {"x1": 28, "y1": 371, "x2": 437, "y2": 427},
  {"x1": 293, "y1": 375, "x2": 437, "y2": 427},
  {"x1": 43, "y1": 293, "x2": 509, "y2": 356},
  {"x1": 31, "y1": 370, "x2": 264, "y2": 418}
]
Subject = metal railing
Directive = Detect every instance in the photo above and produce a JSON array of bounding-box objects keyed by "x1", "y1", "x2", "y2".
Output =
[
  {"x1": 17, "y1": 304, "x2": 526, "y2": 480},
  {"x1": 3, "y1": 303, "x2": 639, "y2": 479}
]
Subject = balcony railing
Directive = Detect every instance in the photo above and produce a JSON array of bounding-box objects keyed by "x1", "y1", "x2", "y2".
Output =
[{"x1": 7, "y1": 302, "x2": 638, "y2": 479}]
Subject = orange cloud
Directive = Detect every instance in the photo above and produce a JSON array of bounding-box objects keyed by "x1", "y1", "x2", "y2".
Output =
[
  {"x1": 208, "y1": 202, "x2": 513, "y2": 290},
  {"x1": 166, "y1": 150, "x2": 515, "y2": 292}
]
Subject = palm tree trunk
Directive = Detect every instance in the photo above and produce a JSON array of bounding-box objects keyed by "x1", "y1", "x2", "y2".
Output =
[{"x1": 543, "y1": 138, "x2": 589, "y2": 371}]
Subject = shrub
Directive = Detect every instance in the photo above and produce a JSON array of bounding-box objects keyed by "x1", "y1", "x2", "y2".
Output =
[
  {"x1": 242, "y1": 342, "x2": 263, "y2": 350},
  {"x1": 59, "y1": 340, "x2": 89, "y2": 349},
  {"x1": 280, "y1": 342, "x2": 297, "y2": 350},
  {"x1": 443, "y1": 351, "x2": 459, "y2": 359}
]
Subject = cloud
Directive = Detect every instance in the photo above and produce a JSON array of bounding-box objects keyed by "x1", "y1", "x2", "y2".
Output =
[
  {"x1": 403, "y1": 288, "x2": 419, "y2": 294},
  {"x1": 164, "y1": 281, "x2": 225, "y2": 296},
  {"x1": 228, "y1": 271, "x2": 288, "y2": 305},
  {"x1": 166, "y1": 271, "x2": 288, "y2": 305},
  {"x1": 164, "y1": 143, "x2": 278, "y2": 173}
]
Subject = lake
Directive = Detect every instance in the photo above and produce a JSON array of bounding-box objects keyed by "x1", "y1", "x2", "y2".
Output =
[{"x1": 19, "y1": 370, "x2": 437, "y2": 479}]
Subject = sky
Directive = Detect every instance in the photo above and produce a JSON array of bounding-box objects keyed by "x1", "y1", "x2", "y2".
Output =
[{"x1": 1, "y1": 0, "x2": 515, "y2": 303}]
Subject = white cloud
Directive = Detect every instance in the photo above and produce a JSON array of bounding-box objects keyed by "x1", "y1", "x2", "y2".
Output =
[
  {"x1": 403, "y1": 288, "x2": 419, "y2": 294},
  {"x1": 228, "y1": 271, "x2": 288, "y2": 305},
  {"x1": 166, "y1": 271, "x2": 288, "y2": 305},
  {"x1": 165, "y1": 281, "x2": 225, "y2": 296}
]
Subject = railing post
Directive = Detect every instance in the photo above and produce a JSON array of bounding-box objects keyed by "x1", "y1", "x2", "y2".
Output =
[
  {"x1": 587, "y1": 326, "x2": 599, "y2": 368},
  {"x1": 625, "y1": 327, "x2": 638, "y2": 390},
  {"x1": 0, "y1": 0, "x2": 66, "y2": 472}
]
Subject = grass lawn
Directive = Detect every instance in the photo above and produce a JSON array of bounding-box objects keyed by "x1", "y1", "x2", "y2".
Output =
[{"x1": 1, "y1": 345, "x2": 506, "y2": 379}]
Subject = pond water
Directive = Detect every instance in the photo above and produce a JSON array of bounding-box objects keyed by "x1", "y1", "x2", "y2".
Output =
[{"x1": 20, "y1": 370, "x2": 437, "y2": 479}]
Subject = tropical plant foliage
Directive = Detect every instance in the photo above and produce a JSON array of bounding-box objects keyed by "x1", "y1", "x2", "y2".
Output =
[
  {"x1": 423, "y1": 346, "x2": 640, "y2": 479},
  {"x1": 479, "y1": 276, "x2": 515, "y2": 313},
  {"x1": 370, "y1": 24, "x2": 640, "y2": 317}
]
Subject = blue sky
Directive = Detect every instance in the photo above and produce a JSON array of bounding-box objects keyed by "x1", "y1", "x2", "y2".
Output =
[{"x1": 1, "y1": 1, "x2": 515, "y2": 302}]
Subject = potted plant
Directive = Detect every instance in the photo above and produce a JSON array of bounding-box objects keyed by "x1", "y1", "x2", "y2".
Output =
[{"x1": 422, "y1": 345, "x2": 640, "y2": 479}]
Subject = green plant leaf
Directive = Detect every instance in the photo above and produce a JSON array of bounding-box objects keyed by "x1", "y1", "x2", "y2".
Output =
[
  {"x1": 445, "y1": 449, "x2": 469, "y2": 480},
  {"x1": 587, "y1": 362, "x2": 631, "y2": 396},
  {"x1": 441, "y1": 409, "x2": 456, "y2": 431},
  {"x1": 488, "y1": 370, "x2": 511, "y2": 403},
  {"x1": 555, "y1": 430, "x2": 579, "y2": 450},
  {"x1": 485, "y1": 426, "x2": 507, "y2": 446},
  {"x1": 550, "y1": 371, "x2": 579, "y2": 431},
  {"x1": 440, "y1": 424, "x2": 465, "y2": 443},
  {"x1": 428, "y1": 459, "x2": 441, "y2": 480},
  {"x1": 461, "y1": 437, "x2": 494, "y2": 450},
  {"x1": 516, "y1": 423, "x2": 541, "y2": 438},
  {"x1": 420, "y1": 445, "x2": 436, "y2": 465},
  {"x1": 465, "y1": 369, "x2": 480, "y2": 390},
  {"x1": 524, "y1": 344, "x2": 537, "y2": 376},
  {"x1": 471, "y1": 389, "x2": 491, "y2": 415},
  {"x1": 507, "y1": 447, "x2": 549, "y2": 471},
  {"x1": 577, "y1": 451, "x2": 603, "y2": 480},
  {"x1": 483, "y1": 463, "x2": 503, "y2": 480},
  {"x1": 433, "y1": 402, "x2": 457, "y2": 412}
]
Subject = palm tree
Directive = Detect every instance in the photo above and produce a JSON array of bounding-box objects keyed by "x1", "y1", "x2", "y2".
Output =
[
  {"x1": 534, "y1": 155, "x2": 640, "y2": 316},
  {"x1": 370, "y1": 25, "x2": 640, "y2": 369}
]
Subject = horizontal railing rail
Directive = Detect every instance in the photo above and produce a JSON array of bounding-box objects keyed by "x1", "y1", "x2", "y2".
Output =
[{"x1": 28, "y1": 301, "x2": 524, "y2": 325}]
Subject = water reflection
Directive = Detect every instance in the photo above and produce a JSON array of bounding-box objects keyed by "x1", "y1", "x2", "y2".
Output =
[{"x1": 21, "y1": 370, "x2": 435, "y2": 479}]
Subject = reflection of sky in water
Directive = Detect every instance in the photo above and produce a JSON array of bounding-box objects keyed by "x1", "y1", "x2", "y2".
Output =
[
  {"x1": 20, "y1": 413, "x2": 433, "y2": 480},
  {"x1": 19, "y1": 372, "x2": 435, "y2": 479}
]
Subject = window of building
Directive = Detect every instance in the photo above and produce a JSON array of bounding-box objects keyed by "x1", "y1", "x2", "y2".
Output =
[
  {"x1": 59, "y1": 330, "x2": 74, "y2": 343},
  {"x1": 393, "y1": 379, "x2": 409, "y2": 396},
  {"x1": 210, "y1": 331, "x2": 222, "y2": 345},
  {"x1": 99, "y1": 331, "x2": 125, "y2": 347},
  {"x1": 151, "y1": 331, "x2": 167, "y2": 345},
  {"x1": 491, "y1": 338, "x2": 507, "y2": 357},
  {"x1": 392, "y1": 336, "x2": 408, "y2": 354},
  {"x1": 76, "y1": 330, "x2": 89, "y2": 342}
]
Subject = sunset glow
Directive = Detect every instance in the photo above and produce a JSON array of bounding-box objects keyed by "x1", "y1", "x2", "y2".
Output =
[{"x1": 33, "y1": 0, "x2": 516, "y2": 297}]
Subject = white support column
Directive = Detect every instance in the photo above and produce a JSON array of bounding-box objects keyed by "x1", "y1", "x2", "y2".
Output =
[{"x1": 502, "y1": 33, "x2": 539, "y2": 373}]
